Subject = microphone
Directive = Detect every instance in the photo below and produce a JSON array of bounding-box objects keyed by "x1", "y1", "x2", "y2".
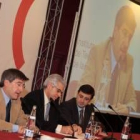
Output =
[
  {"x1": 108, "y1": 105, "x2": 124, "y2": 124},
  {"x1": 50, "y1": 98, "x2": 77, "y2": 139},
  {"x1": 91, "y1": 104, "x2": 116, "y2": 140},
  {"x1": 108, "y1": 105, "x2": 133, "y2": 140}
]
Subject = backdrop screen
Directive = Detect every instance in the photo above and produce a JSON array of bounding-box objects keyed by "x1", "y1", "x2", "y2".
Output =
[{"x1": 66, "y1": 0, "x2": 140, "y2": 118}]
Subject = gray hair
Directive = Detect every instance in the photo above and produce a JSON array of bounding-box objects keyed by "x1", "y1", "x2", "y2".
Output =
[{"x1": 43, "y1": 74, "x2": 66, "y2": 88}]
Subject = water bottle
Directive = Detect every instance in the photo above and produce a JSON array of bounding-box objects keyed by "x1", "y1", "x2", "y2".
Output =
[
  {"x1": 84, "y1": 112, "x2": 95, "y2": 140},
  {"x1": 24, "y1": 105, "x2": 37, "y2": 139},
  {"x1": 120, "y1": 116, "x2": 130, "y2": 140}
]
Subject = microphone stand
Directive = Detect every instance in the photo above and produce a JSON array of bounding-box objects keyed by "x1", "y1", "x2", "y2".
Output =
[
  {"x1": 108, "y1": 105, "x2": 124, "y2": 124},
  {"x1": 92, "y1": 104, "x2": 116, "y2": 140},
  {"x1": 108, "y1": 105, "x2": 134, "y2": 140}
]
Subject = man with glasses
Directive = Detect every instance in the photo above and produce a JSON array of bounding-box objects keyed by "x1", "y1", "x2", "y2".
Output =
[
  {"x1": 22, "y1": 74, "x2": 80, "y2": 134},
  {"x1": 0, "y1": 68, "x2": 29, "y2": 133}
]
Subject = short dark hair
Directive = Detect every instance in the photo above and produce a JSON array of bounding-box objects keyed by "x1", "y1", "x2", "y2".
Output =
[
  {"x1": 0, "y1": 68, "x2": 29, "y2": 87},
  {"x1": 78, "y1": 84, "x2": 95, "y2": 99}
]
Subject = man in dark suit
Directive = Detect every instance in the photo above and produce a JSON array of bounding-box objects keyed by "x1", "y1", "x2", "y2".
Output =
[
  {"x1": 60, "y1": 84, "x2": 95, "y2": 133},
  {"x1": 22, "y1": 74, "x2": 80, "y2": 134}
]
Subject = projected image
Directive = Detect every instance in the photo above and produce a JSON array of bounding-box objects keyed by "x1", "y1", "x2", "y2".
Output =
[
  {"x1": 66, "y1": 0, "x2": 140, "y2": 117},
  {"x1": 79, "y1": 5, "x2": 137, "y2": 114}
]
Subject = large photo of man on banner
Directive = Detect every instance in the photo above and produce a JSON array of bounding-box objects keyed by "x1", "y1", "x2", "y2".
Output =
[{"x1": 66, "y1": 0, "x2": 140, "y2": 116}]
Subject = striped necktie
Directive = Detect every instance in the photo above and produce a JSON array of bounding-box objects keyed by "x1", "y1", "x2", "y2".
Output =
[
  {"x1": 79, "y1": 109, "x2": 84, "y2": 125},
  {"x1": 45, "y1": 102, "x2": 50, "y2": 121}
]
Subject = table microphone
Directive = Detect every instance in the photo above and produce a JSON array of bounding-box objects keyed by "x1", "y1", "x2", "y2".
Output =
[
  {"x1": 108, "y1": 105, "x2": 124, "y2": 124},
  {"x1": 50, "y1": 98, "x2": 77, "y2": 139},
  {"x1": 108, "y1": 105, "x2": 133, "y2": 140},
  {"x1": 91, "y1": 104, "x2": 116, "y2": 140}
]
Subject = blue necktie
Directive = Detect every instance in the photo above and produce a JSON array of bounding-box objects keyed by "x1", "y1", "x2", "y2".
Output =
[{"x1": 5, "y1": 100, "x2": 11, "y2": 122}]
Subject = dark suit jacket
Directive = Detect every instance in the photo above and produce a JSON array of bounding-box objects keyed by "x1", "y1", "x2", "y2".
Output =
[
  {"x1": 21, "y1": 89, "x2": 60, "y2": 132},
  {"x1": 60, "y1": 98, "x2": 94, "y2": 132}
]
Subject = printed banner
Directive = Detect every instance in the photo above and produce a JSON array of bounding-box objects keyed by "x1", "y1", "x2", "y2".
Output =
[{"x1": 0, "y1": 0, "x2": 49, "y2": 91}]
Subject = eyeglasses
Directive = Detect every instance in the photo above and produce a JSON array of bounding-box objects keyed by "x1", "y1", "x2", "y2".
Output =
[
  {"x1": 15, "y1": 81, "x2": 25, "y2": 88},
  {"x1": 53, "y1": 85, "x2": 63, "y2": 94}
]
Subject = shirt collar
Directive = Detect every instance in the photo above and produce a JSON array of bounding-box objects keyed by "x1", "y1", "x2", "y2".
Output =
[
  {"x1": 1, "y1": 88, "x2": 10, "y2": 105},
  {"x1": 111, "y1": 43, "x2": 117, "y2": 73},
  {"x1": 77, "y1": 105, "x2": 85, "y2": 112},
  {"x1": 44, "y1": 90, "x2": 50, "y2": 105}
]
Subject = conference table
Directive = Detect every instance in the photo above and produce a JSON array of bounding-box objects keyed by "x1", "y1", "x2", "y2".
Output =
[
  {"x1": 107, "y1": 132, "x2": 140, "y2": 140},
  {"x1": 0, "y1": 130, "x2": 64, "y2": 140},
  {"x1": 0, "y1": 131, "x2": 140, "y2": 140}
]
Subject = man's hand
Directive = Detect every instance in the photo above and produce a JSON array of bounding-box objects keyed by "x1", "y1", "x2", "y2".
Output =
[
  {"x1": 33, "y1": 126, "x2": 40, "y2": 134},
  {"x1": 98, "y1": 129, "x2": 108, "y2": 137},
  {"x1": 72, "y1": 124, "x2": 82, "y2": 135},
  {"x1": 28, "y1": 124, "x2": 39, "y2": 134},
  {"x1": 61, "y1": 126, "x2": 73, "y2": 135},
  {"x1": 112, "y1": 103, "x2": 129, "y2": 115},
  {"x1": 18, "y1": 125, "x2": 39, "y2": 134},
  {"x1": 94, "y1": 124, "x2": 108, "y2": 137},
  {"x1": 18, "y1": 126, "x2": 25, "y2": 134}
]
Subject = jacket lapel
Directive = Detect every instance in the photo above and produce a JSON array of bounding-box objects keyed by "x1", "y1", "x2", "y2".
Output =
[
  {"x1": 0, "y1": 90, "x2": 6, "y2": 120},
  {"x1": 10, "y1": 100, "x2": 21, "y2": 123}
]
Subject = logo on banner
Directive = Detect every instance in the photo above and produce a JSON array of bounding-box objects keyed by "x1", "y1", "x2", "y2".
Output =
[{"x1": 12, "y1": 0, "x2": 34, "y2": 69}]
